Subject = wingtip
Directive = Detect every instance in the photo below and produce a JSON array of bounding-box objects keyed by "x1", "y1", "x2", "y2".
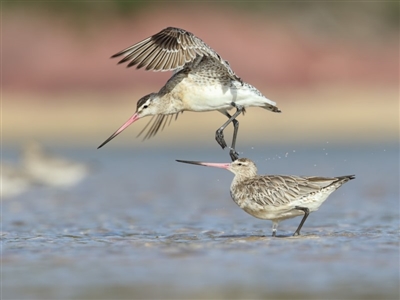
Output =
[
  {"x1": 127, "y1": 61, "x2": 139, "y2": 68},
  {"x1": 110, "y1": 52, "x2": 124, "y2": 59},
  {"x1": 338, "y1": 174, "x2": 356, "y2": 181}
]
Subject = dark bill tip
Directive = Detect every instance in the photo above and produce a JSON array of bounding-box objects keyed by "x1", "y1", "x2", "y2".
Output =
[
  {"x1": 176, "y1": 160, "x2": 204, "y2": 166},
  {"x1": 97, "y1": 133, "x2": 117, "y2": 149}
]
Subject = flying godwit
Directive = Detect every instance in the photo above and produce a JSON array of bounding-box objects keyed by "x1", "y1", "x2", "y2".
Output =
[
  {"x1": 98, "y1": 27, "x2": 280, "y2": 161},
  {"x1": 176, "y1": 158, "x2": 354, "y2": 236}
]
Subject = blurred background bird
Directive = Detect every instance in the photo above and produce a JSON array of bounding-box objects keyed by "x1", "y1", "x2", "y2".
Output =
[{"x1": 22, "y1": 141, "x2": 92, "y2": 188}]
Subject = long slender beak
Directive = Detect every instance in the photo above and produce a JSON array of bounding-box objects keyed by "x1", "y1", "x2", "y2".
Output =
[
  {"x1": 176, "y1": 160, "x2": 230, "y2": 170},
  {"x1": 97, "y1": 113, "x2": 140, "y2": 149}
]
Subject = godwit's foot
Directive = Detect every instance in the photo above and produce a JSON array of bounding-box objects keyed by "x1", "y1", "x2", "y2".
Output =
[
  {"x1": 293, "y1": 206, "x2": 310, "y2": 236},
  {"x1": 229, "y1": 149, "x2": 239, "y2": 161},
  {"x1": 215, "y1": 130, "x2": 227, "y2": 149}
]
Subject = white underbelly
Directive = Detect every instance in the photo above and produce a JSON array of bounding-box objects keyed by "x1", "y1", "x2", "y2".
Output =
[
  {"x1": 238, "y1": 200, "x2": 303, "y2": 221},
  {"x1": 180, "y1": 82, "x2": 270, "y2": 112}
]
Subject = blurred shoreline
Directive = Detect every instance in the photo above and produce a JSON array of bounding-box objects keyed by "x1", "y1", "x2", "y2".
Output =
[{"x1": 3, "y1": 85, "x2": 398, "y2": 148}]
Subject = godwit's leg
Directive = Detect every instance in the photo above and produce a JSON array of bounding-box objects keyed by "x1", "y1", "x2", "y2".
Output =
[
  {"x1": 293, "y1": 206, "x2": 310, "y2": 236},
  {"x1": 216, "y1": 103, "x2": 244, "y2": 161},
  {"x1": 272, "y1": 221, "x2": 279, "y2": 237}
]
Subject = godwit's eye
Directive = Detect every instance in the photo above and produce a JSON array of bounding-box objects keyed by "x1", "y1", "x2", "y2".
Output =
[
  {"x1": 143, "y1": 105, "x2": 149, "y2": 109},
  {"x1": 237, "y1": 163, "x2": 242, "y2": 166}
]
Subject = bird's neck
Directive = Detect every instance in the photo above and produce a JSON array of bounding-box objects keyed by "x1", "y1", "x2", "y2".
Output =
[
  {"x1": 151, "y1": 83, "x2": 183, "y2": 112},
  {"x1": 231, "y1": 173, "x2": 256, "y2": 188},
  {"x1": 157, "y1": 95, "x2": 185, "y2": 114}
]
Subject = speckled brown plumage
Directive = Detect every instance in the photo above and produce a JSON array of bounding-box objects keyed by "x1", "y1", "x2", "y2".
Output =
[{"x1": 177, "y1": 158, "x2": 355, "y2": 236}]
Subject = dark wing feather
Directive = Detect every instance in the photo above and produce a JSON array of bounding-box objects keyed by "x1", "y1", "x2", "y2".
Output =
[
  {"x1": 136, "y1": 113, "x2": 182, "y2": 141},
  {"x1": 111, "y1": 27, "x2": 240, "y2": 81}
]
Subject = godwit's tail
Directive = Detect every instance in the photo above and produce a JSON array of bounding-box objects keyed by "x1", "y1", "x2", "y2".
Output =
[{"x1": 263, "y1": 103, "x2": 281, "y2": 113}]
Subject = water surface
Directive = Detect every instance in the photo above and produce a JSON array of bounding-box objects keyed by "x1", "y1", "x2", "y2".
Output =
[{"x1": 2, "y1": 144, "x2": 399, "y2": 299}]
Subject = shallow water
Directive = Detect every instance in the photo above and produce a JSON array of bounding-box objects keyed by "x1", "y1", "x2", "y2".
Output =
[{"x1": 2, "y1": 144, "x2": 399, "y2": 299}]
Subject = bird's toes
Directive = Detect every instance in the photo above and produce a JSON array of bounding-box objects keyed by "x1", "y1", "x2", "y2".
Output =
[
  {"x1": 229, "y1": 149, "x2": 239, "y2": 161},
  {"x1": 215, "y1": 131, "x2": 227, "y2": 149}
]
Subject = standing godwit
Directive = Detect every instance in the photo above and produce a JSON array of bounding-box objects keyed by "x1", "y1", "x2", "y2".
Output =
[
  {"x1": 176, "y1": 158, "x2": 354, "y2": 236},
  {"x1": 23, "y1": 141, "x2": 90, "y2": 188},
  {"x1": 98, "y1": 27, "x2": 280, "y2": 161},
  {"x1": 2, "y1": 163, "x2": 32, "y2": 198}
]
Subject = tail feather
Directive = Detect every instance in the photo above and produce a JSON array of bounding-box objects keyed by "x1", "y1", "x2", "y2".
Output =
[
  {"x1": 263, "y1": 104, "x2": 281, "y2": 113},
  {"x1": 336, "y1": 175, "x2": 356, "y2": 181}
]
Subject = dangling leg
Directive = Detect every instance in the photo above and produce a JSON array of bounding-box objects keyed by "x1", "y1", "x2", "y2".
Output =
[
  {"x1": 230, "y1": 121, "x2": 239, "y2": 161},
  {"x1": 215, "y1": 102, "x2": 244, "y2": 161},
  {"x1": 293, "y1": 206, "x2": 310, "y2": 236},
  {"x1": 272, "y1": 221, "x2": 279, "y2": 237}
]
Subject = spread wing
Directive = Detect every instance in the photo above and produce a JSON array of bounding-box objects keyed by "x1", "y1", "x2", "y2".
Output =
[{"x1": 111, "y1": 27, "x2": 241, "y2": 81}]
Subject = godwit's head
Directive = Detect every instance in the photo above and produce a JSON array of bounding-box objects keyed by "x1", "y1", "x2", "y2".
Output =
[
  {"x1": 97, "y1": 93, "x2": 159, "y2": 149},
  {"x1": 227, "y1": 158, "x2": 258, "y2": 178},
  {"x1": 176, "y1": 158, "x2": 258, "y2": 179},
  {"x1": 135, "y1": 93, "x2": 161, "y2": 117}
]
